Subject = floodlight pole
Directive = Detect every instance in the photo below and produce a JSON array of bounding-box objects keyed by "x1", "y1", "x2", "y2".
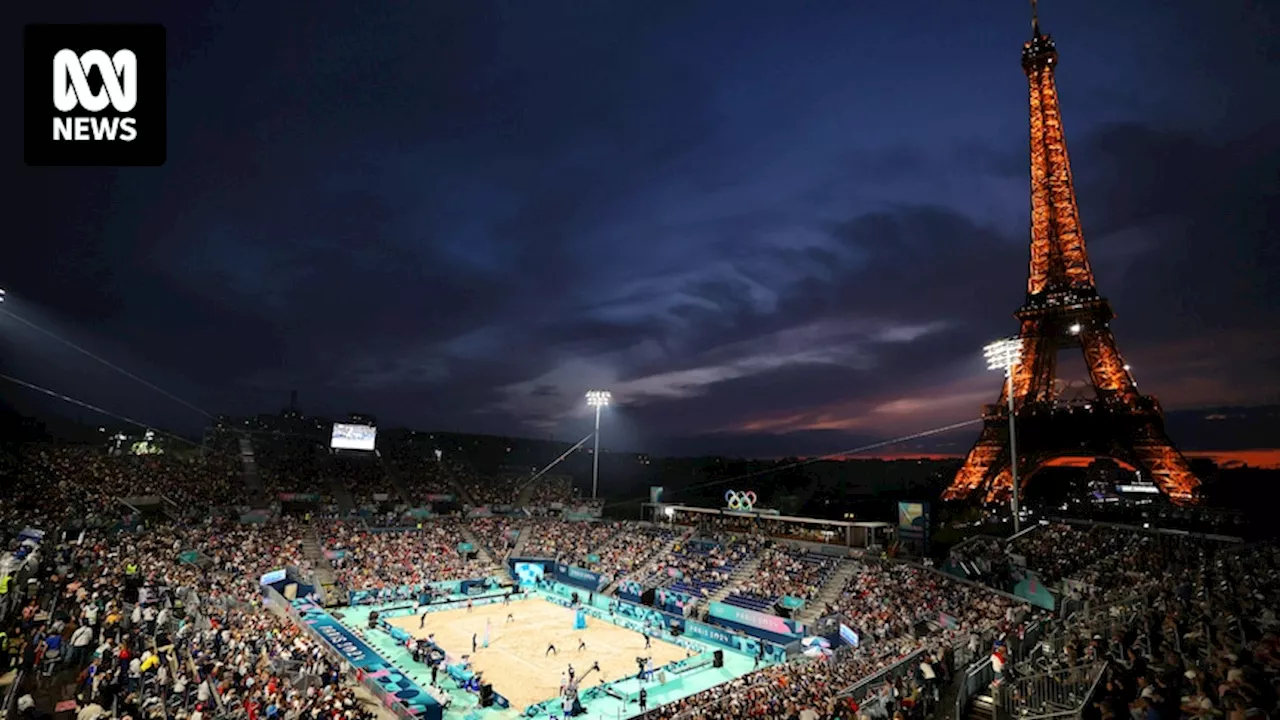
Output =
[
  {"x1": 1006, "y1": 367, "x2": 1021, "y2": 534},
  {"x1": 586, "y1": 390, "x2": 611, "y2": 500},
  {"x1": 592, "y1": 402, "x2": 602, "y2": 500},
  {"x1": 985, "y1": 338, "x2": 1022, "y2": 535}
]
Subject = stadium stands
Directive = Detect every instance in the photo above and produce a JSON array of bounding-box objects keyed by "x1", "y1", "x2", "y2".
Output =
[{"x1": 3, "y1": 439, "x2": 1277, "y2": 720}]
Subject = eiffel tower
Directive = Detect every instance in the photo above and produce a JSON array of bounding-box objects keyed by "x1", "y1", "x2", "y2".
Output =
[{"x1": 942, "y1": 1, "x2": 1201, "y2": 505}]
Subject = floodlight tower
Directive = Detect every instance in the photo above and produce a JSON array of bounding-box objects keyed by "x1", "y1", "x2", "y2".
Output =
[
  {"x1": 984, "y1": 338, "x2": 1024, "y2": 533},
  {"x1": 585, "y1": 390, "x2": 612, "y2": 500}
]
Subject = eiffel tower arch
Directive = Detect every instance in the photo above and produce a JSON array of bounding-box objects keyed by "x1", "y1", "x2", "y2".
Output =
[{"x1": 942, "y1": 3, "x2": 1201, "y2": 506}]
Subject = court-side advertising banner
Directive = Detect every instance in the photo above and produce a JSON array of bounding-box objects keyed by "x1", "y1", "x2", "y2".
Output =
[
  {"x1": 708, "y1": 601, "x2": 806, "y2": 639},
  {"x1": 289, "y1": 600, "x2": 442, "y2": 720},
  {"x1": 555, "y1": 563, "x2": 604, "y2": 591}
]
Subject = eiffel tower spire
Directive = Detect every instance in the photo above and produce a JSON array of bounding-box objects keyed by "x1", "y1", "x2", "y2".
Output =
[{"x1": 942, "y1": 4, "x2": 1201, "y2": 505}]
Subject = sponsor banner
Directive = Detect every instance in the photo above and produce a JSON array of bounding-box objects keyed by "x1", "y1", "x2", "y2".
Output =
[
  {"x1": 709, "y1": 601, "x2": 805, "y2": 638},
  {"x1": 457, "y1": 543, "x2": 474, "y2": 553},
  {"x1": 586, "y1": 554, "x2": 600, "y2": 564},
  {"x1": 278, "y1": 493, "x2": 321, "y2": 502},
  {"x1": 563, "y1": 511, "x2": 596, "y2": 521},
  {"x1": 467, "y1": 506, "x2": 492, "y2": 518},
  {"x1": 178, "y1": 550, "x2": 200, "y2": 564},
  {"x1": 555, "y1": 563, "x2": 604, "y2": 591},
  {"x1": 616, "y1": 576, "x2": 645, "y2": 599},
  {"x1": 839, "y1": 623, "x2": 860, "y2": 647},
  {"x1": 373, "y1": 493, "x2": 389, "y2": 502},
  {"x1": 425, "y1": 494, "x2": 453, "y2": 502},
  {"x1": 683, "y1": 619, "x2": 787, "y2": 664},
  {"x1": 260, "y1": 569, "x2": 287, "y2": 586},
  {"x1": 302, "y1": 606, "x2": 381, "y2": 669},
  {"x1": 348, "y1": 579, "x2": 471, "y2": 606},
  {"x1": 289, "y1": 600, "x2": 442, "y2": 718},
  {"x1": 654, "y1": 587, "x2": 694, "y2": 615},
  {"x1": 779, "y1": 595, "x2": 805, "y2": 610},
  {"x1": 406, "y1": 508, "x2": 433, "y2": 518},
  {"x1": 18, "y1": 527, "x2": 45, "y2": 542},
  {"x1": 1014, "y1": 569, "x2": 1056, "y2": 611}
]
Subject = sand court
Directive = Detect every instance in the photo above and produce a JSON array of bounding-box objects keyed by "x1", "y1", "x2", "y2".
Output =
[{"x1": 385, "y1": 597, "x2": 692, "y2": 709}]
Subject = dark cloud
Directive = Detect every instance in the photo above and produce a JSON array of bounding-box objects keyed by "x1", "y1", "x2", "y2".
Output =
[{"x1": 4, "y1": 0, "x2": 1278, "y2": 453}]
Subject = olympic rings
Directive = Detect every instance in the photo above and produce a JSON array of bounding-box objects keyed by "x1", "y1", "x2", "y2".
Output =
[{"x1": 725, "y1": 490, "x2": 757, "y2": 511}]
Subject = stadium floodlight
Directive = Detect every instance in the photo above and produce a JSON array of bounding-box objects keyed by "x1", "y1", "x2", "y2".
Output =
[
  {"x1": 0, "y1": 288, "x2": 6, "y2": 303},
  {"x1": 586, "y1": 390, "x2": 612, "y2": 500},
  {"x1": 984, "y1": 338, "x2": 1024, "y2": 534}
]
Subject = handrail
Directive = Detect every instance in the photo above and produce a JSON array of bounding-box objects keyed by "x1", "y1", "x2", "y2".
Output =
[
  {"x1": 1007, "y1": 522, "x2": 1044, "y2": 543},
  {"x1": 1, "y1": 669, "x2": 25, "y2": 720},
  {"x1": 1015, "y1": 660, "x2": 1109, "y2": 720},
  {"x1": 994, "y1": 660, "x2": 1106, "y2": 719},
  {"x1": 837, "y1": 648, "x2": 924, "y2": 699},
  {"x1": 893, "y1": 557, "x2": 1032, "y2": 607}
]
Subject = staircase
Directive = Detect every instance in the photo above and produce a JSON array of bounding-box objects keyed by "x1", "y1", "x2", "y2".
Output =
[
  {"x1": 324, "y1": 458, "x2": 356, "y2": 514},
  {"x1": 707, "y1": 555, "x2": 763, "y2": 604},
  {"x1": 796, "y1": 560, "x2": 860, "y2": 625},
  {"x1": 236, "y1": 433, "x2": 266, "y2": 507},
  {"x1": 303, "y1": 525, "x2": 340, "y2": 606},
  {"x1": 377, "y1": 453, "x2": 412, "y2": 503},
  {"x1": 636, "y1": 526, "x2": 699, "y2": 588},
  {"x1": 458, "y1": 523, "x2": 506, "y2": 578},
  {"x1": 446, "y1": 472, "x2": 479, "y2": 507},
  {"x1": 509, "y1": 521, "x2": 533, "y2": 557},
  {"x1": 968, "y1": 692, "x2": 996, "y2": 720}
]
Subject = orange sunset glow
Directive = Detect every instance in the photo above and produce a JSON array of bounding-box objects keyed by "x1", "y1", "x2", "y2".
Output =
[{"x1": 819, "y1": 449, "x2": 1280, "y2": 470}]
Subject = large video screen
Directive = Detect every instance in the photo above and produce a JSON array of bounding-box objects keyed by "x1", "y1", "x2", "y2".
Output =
[{"x1": 330, "y1": 423, "x2": 377, "y2": 451}]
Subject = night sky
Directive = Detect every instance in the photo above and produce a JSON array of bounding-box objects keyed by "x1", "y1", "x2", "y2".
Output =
[{"x1": 5, "y1": 0, "x2": 1279, "y2": 454}]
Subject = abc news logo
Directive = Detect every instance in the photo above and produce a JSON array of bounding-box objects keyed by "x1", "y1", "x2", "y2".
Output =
[
  {"x1": 54, "y1": 49, "x2": 139, "y2": 142},
  {"x1": 25, "y1": 24, "x2": 166, "y2": 166}
]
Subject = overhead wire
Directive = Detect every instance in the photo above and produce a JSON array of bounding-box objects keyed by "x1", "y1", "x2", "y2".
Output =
[
  {"x1": 0, "y1": 306, "x2": 214, "y2": 420},
  {"x1": 605, "y1": 416, "x2": 983, "y2": 509},
  {"x1": 0, "y1": 373, "x2": 223, "y2": 456}
]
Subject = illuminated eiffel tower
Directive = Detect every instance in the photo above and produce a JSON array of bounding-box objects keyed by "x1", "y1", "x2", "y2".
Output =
[{"x1": 941, "y1": 1, "x2": 1201, "y2": 505}]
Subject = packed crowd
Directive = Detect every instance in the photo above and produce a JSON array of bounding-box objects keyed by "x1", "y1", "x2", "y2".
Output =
[
  {"x1": 0, "y1": 515, "x2": 378, "y2": 720},
  {"x1": 659, "y1": 535, "x2": 769, "y2": 597},
  {"x1": 321, "y1": 519, "x2": 483, "y2": 590},
  {"x1": 12, "y1": 445, "x2": 250, "y2": 515},
  {"x1": 520, "y1": 520, "x2": 620, "y2": 563},
  {"x1": 522, "y1": 476, "x2": 574, "y2": 507},
  {"x1": 256, "y1": 440, "x2": 328, "y2": 497},
  {"x1": 733, "y1": 546, "x2": 839, "y2": 603},
  {"x1": 649, "y1": 552, "x2": 1020, "y2": 720},
  {"x1": 1002, "y1": 536, "x2": 1280, "y2": 719},
  {"x1": 467, "y1": 516, "x2": 520, "y2": 558},
  {"x1": 327, "y1": 454, "x2": 397, "y2": 507},
  {"x1": 1009, "y1": 523, "x2": 1225, "y2": 603}
]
